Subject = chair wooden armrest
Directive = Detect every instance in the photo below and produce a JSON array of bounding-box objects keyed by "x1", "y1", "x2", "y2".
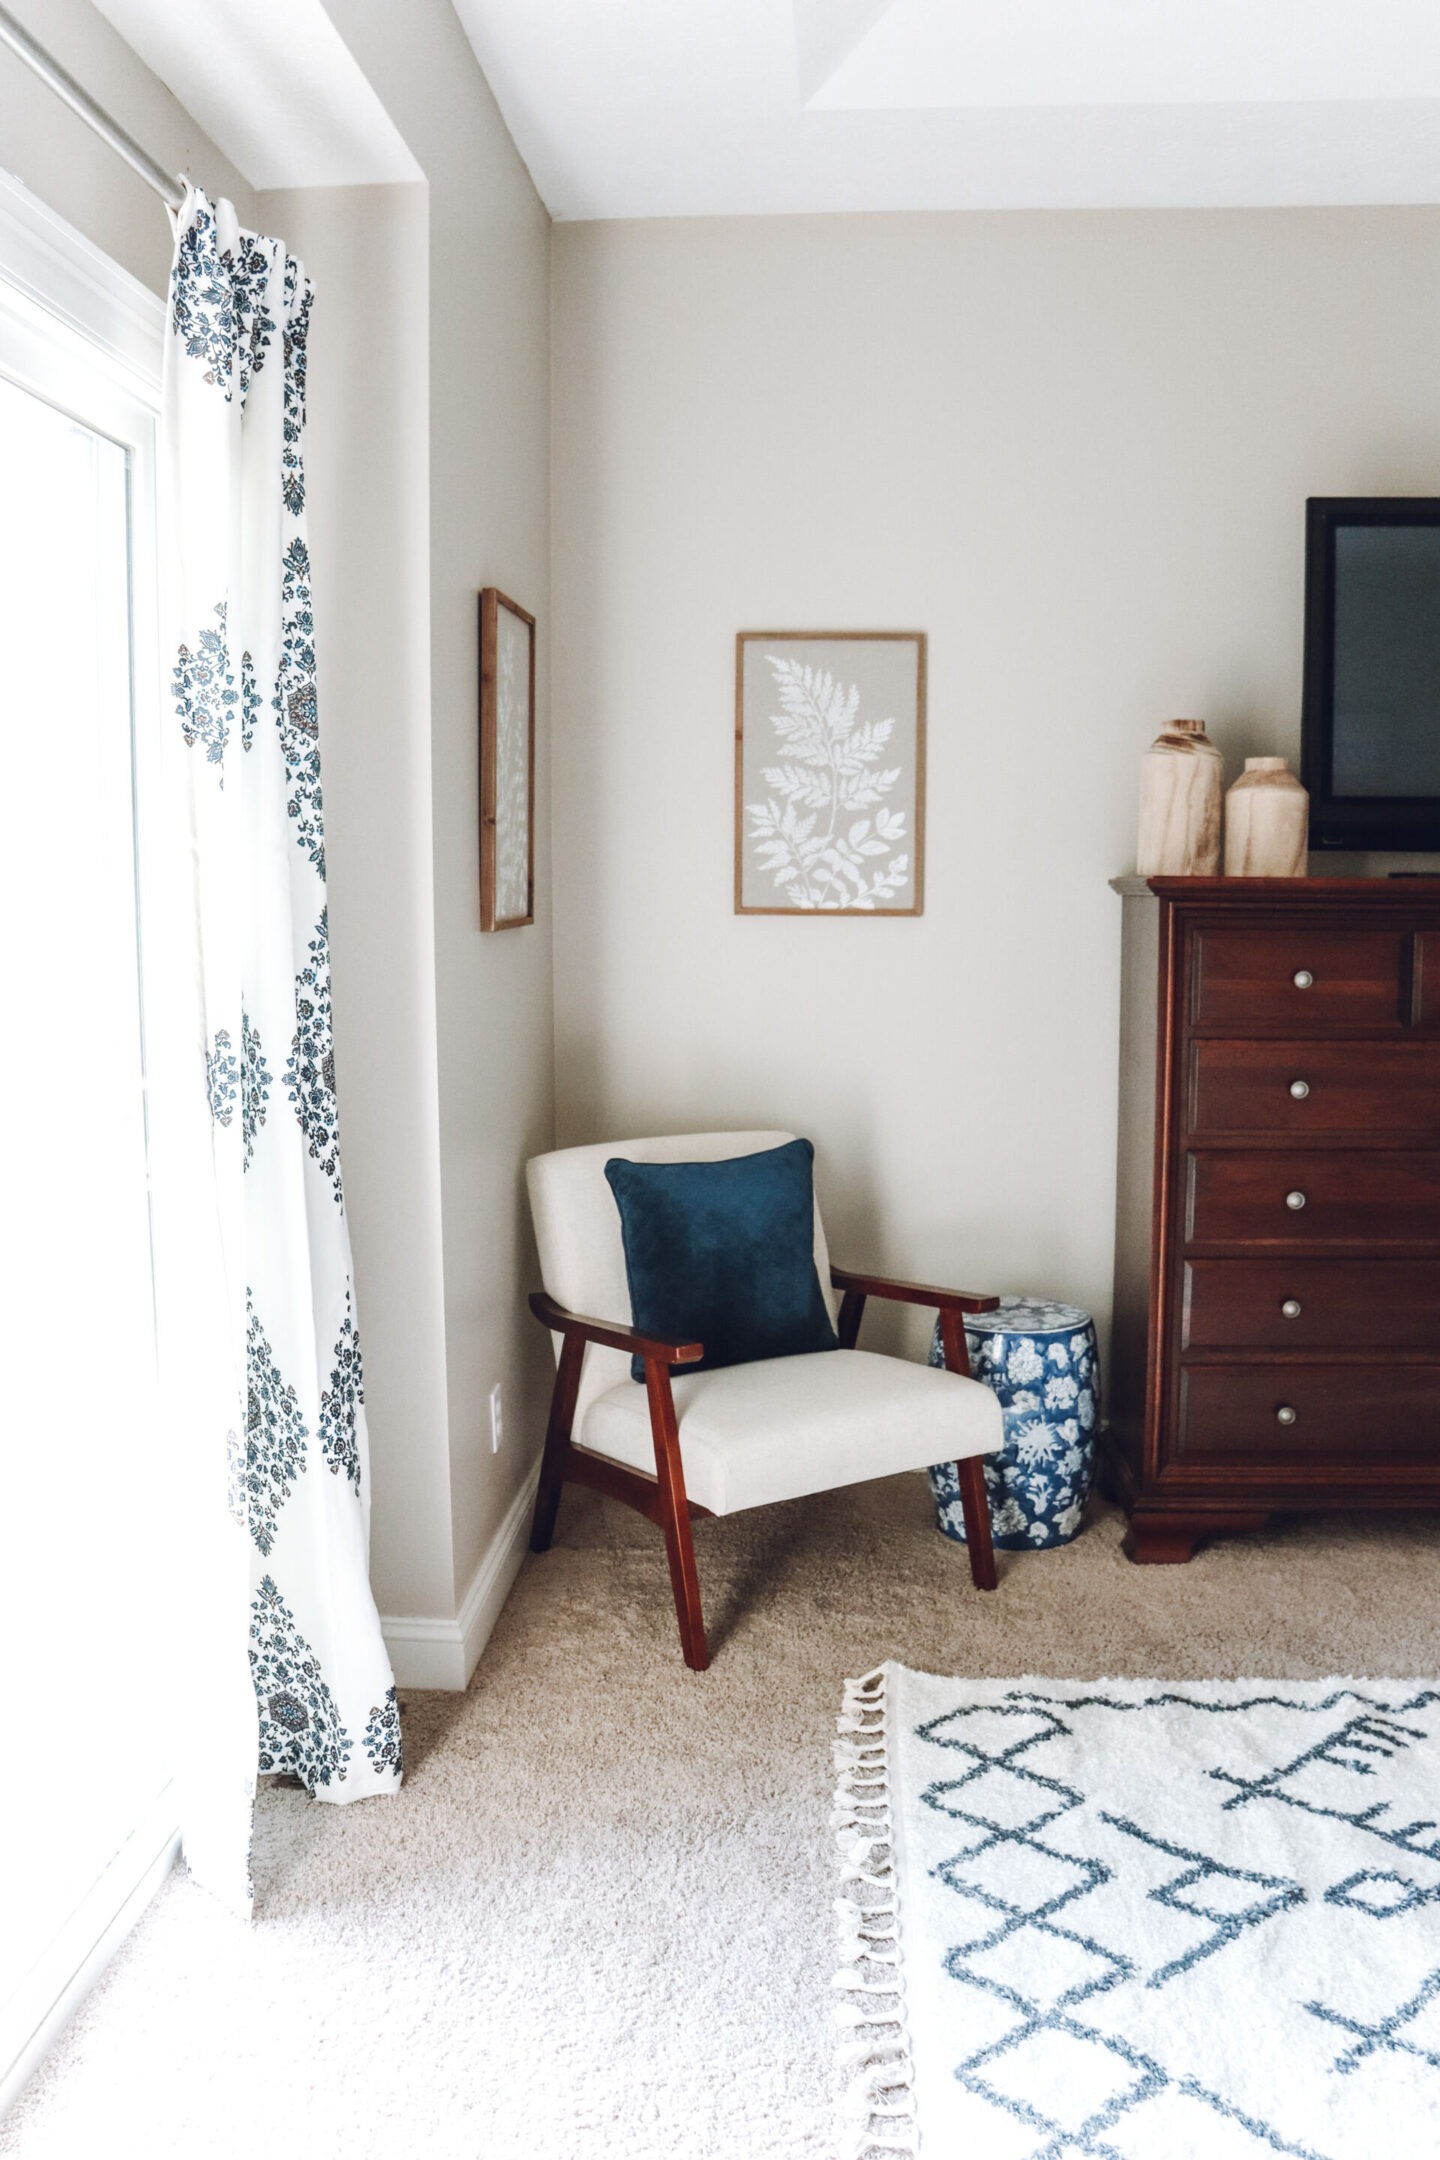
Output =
[
  {"x1": 830, "y1": 1267, "x2": 995, "y2": 1382},
  {"x1": 528, "y1": 1289, "x2": 704, "y2": 1366},
  {"x1": 829, "y1": 1267, "x2": 997, "y2": 1314}
]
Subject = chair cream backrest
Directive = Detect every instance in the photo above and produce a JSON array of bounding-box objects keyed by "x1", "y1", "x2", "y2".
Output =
[{"x1": 526, "y1": 1131, "x2": 841, "y2": 1433}]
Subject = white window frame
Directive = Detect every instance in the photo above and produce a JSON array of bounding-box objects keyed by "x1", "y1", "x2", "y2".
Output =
[{"x1": 0, "y1": 172, "x2": 177, "y2": 2124}]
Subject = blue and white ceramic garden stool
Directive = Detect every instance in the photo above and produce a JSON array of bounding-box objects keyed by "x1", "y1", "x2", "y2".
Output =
[{"x1": 928, "y1": 1299, "x2": 1100, "y2": 1551}]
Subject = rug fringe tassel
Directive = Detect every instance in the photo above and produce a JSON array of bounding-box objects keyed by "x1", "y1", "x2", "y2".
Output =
[{"x1": 833, "y1": 1664, "x2": 919, "y2": 2160}]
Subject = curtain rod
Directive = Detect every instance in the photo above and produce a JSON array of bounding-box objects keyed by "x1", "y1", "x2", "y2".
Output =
[{"x1": 0, "y1": 2, "x2": 186, "y2": 210}]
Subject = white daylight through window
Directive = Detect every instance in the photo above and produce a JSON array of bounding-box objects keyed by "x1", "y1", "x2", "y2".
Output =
[{"x1": 0, "y1": 190, "x2": 176, "y2": 2105}]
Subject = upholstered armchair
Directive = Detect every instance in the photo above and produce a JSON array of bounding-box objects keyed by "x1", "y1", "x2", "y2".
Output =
[{"x1": 525, "y1": 1131, "x2": 1002, "y2": 1670}]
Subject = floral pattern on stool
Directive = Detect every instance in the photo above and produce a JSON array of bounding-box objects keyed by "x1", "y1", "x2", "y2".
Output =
[{"x1": 928, "y1": 1298, "x2": 1100, "y2": 1550}]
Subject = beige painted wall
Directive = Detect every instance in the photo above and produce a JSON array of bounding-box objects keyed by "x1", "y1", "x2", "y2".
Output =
[
  {"x1": 317, "y1": 0, "x2": 555, "y2": 1620},
  {"x1": 0, "y1": 0, "x2": 255, "y2": 284},
  {"x1": 552, "y1": 208, "x2": 1440, "y2": 1362},
  {"x1": 259, "y1": 180, "x2": 454, "y2": 1623}
]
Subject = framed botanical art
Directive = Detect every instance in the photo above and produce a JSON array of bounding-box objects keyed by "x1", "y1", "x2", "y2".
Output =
[
  {"x1": 735, "y1": 630, "x2": 926, "y2": 915},
  {"x1": 479, "y1": 587, "x2": 536, "y2": 931}
]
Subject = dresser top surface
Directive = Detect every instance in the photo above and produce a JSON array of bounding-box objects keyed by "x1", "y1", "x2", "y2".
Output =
[{"x1": 1110, "y1": 875, "x2": 1440, "y2": 904}]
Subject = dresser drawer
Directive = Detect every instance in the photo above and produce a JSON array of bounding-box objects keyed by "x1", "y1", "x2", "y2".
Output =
[
  {"x1": 1187, "y1": 1151, "x2": 1440, "y2": 1246},
  {"x1": 1188, "y1": 1040, "x2": 1440, "y2": 1139},
  {"x1": 1176, "y1": 1363, "x2": 1440, "y2": 1463},
  {"x1": 1419, "y1": 930, "x2": 1440, "y2": 1029},
  {"x1": 1183, "y1": 1258, "x2": 1440, "y2": 1349},
  {"x1": 1191, "y1": 927, "x2": 1407, "y2": 1031}
]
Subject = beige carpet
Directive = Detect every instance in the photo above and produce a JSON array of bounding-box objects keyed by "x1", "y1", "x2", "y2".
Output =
[{"x1": 4, "y1": 1481, "x2": 1438, "y2": 2160}]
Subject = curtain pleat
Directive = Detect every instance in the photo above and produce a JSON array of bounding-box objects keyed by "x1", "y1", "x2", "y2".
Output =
[{"x1": 159, "y1": 186, "x2": 400, "y2": 1912}]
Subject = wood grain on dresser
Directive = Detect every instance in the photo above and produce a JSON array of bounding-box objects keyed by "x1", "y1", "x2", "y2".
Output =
[
  {"x1": 1183, "y1": 1257, "x2": 1440, "y2": 1349},
  {"x1": 1106, "y1": 877, "x2": 1440, "y2": 1562},
  {"x1": 1190, "y1": 925, "x2": 1412, "y2": 1030},
  {"x1": 1187, "y1": 1150, "x2": 1440, "y2": 1247},
  {"x1": 1188, "y1": 1040, "x2": 1440, "y2": 1139}
]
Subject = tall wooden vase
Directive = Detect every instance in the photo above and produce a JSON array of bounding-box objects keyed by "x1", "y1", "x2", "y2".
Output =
[
  {"x1": 1223, "y1": 757, "x2": 1309, "y2": 876},
  {"x1": 1136, "y1": 719, "x2": 1223, "y2": 876}
]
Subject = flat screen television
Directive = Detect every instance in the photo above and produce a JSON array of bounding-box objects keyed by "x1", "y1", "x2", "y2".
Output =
[{"x1": 1302, "y1": 496, "x2": 1440, "y2": 852}]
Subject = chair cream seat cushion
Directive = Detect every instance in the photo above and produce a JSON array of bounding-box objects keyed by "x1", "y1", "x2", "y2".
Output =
[{"x1": 579, "y1": 1348, "x2": 1001, "y2": 1518}]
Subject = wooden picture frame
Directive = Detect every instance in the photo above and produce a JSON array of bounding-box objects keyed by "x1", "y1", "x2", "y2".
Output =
[
  {"x1": 479, "y1": 587, "x2": 536, "y2": 931},
  {"x1": 735, "y1": 631, "x2": 926, "y2": 916}
]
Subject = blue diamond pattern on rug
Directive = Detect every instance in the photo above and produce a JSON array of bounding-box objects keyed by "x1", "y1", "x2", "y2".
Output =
[{"x1": 833, "y1": 1669, "x2": 1440, "y2": 2160}]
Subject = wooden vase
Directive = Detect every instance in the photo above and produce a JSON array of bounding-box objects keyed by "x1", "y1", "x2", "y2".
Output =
[
  {"x1": 1136, "y1": 719, "x2": 1223, "y2": 876},
  {"x1": 1223, "y1": 757, "x2": 1309, "y2": 876}
]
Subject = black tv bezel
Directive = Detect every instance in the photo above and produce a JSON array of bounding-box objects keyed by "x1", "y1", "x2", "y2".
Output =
[{"x1": 1302, "y1": 495, "x2": 1440, "y2": 853}]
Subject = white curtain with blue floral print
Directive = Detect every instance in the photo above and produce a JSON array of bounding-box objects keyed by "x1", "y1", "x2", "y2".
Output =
[{"x1": 159, "y1": 187, "x2": 400, "y2": 1910}]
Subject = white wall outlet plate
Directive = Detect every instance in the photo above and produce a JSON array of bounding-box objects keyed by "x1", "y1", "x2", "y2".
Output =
[{"x1": 488, "y1": 1382, "x2": 503, "y2": 1453}]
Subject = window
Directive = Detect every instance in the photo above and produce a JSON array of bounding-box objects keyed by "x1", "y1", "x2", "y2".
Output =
[{"x1": 0, "y1": 178, "x2": 175, "y2": 2109}]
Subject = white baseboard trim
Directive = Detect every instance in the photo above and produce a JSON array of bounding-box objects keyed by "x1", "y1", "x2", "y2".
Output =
[
  {"x1": 382, "y1": 1461, "x2": 540, "y2": 1691},
  {"x1": 1, "y1": 1786, "x2": 180, "y2": 2123}
]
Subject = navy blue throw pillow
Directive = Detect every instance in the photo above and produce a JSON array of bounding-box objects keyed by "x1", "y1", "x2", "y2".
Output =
[{"x1": 605, "y1": 1139, "x2": 839, "y2": 1379}]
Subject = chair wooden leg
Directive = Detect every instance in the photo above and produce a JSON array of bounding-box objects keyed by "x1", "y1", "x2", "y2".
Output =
[
  {"x1": 938, "y1": 1308, "x2": 975, "y2": 1378},
  {"x1": 940, "y1": 1319, "x2": 997, "y2": 1590},
  {"x1": 644, "y1": 1356, "x2": 710, "y2": 1670},
  {"x1": 957, "y1": 1456, "x2": 998, "y2": 1591},
  {"x1": 837, "y1": 1287, "x2": 867, "y2": 1350},
  {"x1": 531, "y1": 1332, "x2": 584, "y2": 1554},
  {"x1": 658, "y1": 1494, "x2": 709, "y2": 1671}
]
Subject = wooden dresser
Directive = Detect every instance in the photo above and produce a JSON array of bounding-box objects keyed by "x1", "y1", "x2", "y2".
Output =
[{"x1": 1106, "y1": 876, "x2": 1440, "y2": 1562}]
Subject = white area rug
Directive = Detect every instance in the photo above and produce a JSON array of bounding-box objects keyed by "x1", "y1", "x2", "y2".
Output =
[{"x1": 834, "y1": 1665, "x2": 1440, "y2": 2160}]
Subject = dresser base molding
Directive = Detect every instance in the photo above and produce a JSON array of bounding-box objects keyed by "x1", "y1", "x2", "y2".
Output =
[{"x1": 1122, "y1": 1510, "x2": 1273, "y2": 1565}]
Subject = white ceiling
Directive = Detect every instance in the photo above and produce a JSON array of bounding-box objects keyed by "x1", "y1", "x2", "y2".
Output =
[
  {"x1": 92, "y1": 0, "x2": 421, "y2": 191},
  {"x1": 812, "y1": 0, "x2": 1440, "y2": 109},
  {"x1": 452, "y1": 0, "x2": 1440, "y2": 219}
]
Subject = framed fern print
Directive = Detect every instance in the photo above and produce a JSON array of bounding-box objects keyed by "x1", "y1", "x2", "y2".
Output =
[
  {"x1": 479, "y1": 587, "x2": 535, "y2": 931},
  {"x1": 735, "y1": 631, "x2": 925, "y2": 915}
]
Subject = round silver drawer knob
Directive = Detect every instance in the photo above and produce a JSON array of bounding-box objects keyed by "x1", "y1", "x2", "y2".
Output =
[
  {"x1": 1289, "y1": 1079, "x2": 1311, "y2": 1100},
  {"x1": 1285, "y1": 1190, "x2": 1307, "y2": 1210},
  {"x1": 1293, "y1": 969, "x2": 1314, "y2": 989},
  {"x1": 1276, "y1": 1405, "x2": 1298, "y2": 1426},
  {"x1": 1281, "y1": 1298, "x2": 1302, "y2": 1318}
]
